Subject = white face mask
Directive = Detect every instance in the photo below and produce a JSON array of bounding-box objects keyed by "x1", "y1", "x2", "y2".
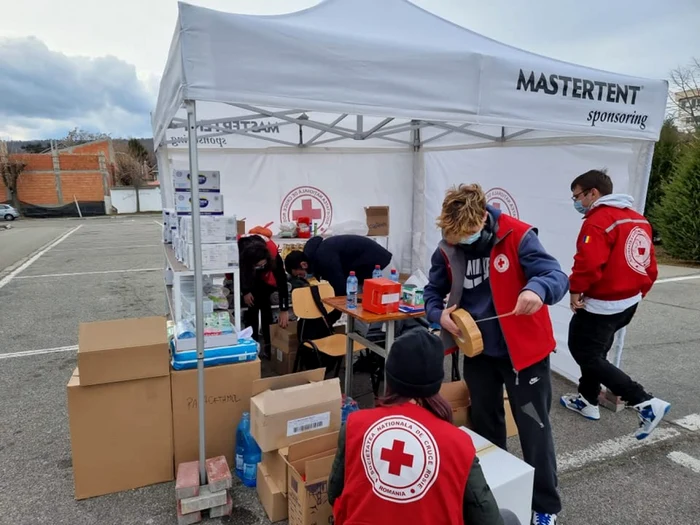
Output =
[{"x1": 459, "y1": 230, "x2": 482, "y2": 245}]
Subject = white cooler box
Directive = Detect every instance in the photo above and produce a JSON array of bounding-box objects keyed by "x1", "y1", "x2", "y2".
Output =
[{"x1": 460, "y1": 427, "x2": 534, "y2": 525}]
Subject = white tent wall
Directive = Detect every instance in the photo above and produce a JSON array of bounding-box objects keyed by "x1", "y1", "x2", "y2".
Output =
[
  {"x1": 421, "y1": 138, "x2": 654, "y2": 381},
  {"x1": 163, "y1": 147, "x2": 415, "y2": 273}
]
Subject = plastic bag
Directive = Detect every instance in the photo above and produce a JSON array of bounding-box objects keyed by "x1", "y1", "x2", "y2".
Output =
[{"x1": 325, "y1": 220, "x2": 368, "y2": 237}]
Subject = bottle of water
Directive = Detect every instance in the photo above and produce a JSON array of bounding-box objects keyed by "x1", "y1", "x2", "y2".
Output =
[
  {"x1": 341, "y1": 394, "x2": 359, "y2": 425},
  {"x1": 372, "y1": 265, "x2": 383, "y2": 279},
  {"x1": 346, "y1": 271, "x2": 358, "y2": 309},
  {"x1": 390, "y1": 268, "x2": 399, "y2": 282},
  {"x1": 235, "y1": 412, "x2": 262, "y2": 487}
]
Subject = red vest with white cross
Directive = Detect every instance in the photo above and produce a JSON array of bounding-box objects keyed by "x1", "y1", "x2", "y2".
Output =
[
  {"x1": 440, "y1": 213, "x2": 556, "y2": 371},
  {"x1": 333, "y1": 402, "x2": 475, "y2": 525}
]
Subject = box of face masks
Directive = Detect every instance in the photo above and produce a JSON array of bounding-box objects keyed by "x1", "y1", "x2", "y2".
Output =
[
  {"x1": 174, "y1": 192, "x2": 224, "y2": 216},
  {"x1": 172, "y1": 169, "x2": 221, "y2": 192}
]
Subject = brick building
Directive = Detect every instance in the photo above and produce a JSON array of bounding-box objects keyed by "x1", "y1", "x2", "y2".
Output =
[{"x1": 1, "y1": 140, "x2": 114, "y2": 217}]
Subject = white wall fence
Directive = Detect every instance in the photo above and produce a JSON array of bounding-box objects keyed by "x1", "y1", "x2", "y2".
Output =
[{"x1": 110, "y1": 187, "x2": 163, "y2": 214}]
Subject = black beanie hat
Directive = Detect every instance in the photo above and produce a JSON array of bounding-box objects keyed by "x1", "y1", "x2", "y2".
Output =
[{"x1": 385, "y1": 329, "x2": 444, "y2": 399}]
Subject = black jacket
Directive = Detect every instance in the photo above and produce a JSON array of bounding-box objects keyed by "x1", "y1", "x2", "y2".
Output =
[{"x1": 303, "y1": 235, "x2": 393, "y2": 296}]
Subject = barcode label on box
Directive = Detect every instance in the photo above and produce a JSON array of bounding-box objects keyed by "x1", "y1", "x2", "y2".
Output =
[
  {"x1": 287, "y1": 412, "x2": 331, "y2": 437},
  {"x1": 381, "y1": 293, "x2": 400, "y2": 304},
  {"x1": 276, "y1": 348, "x2": 283, "y2": 362}
]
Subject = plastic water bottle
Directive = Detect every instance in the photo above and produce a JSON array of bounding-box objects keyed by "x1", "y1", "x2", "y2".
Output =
[
  {"x1": 390, "y1": 268, "x2": 399, "y2": 282},
  {"x1": 341, "y1": 395, "x2": 359, "y2": 425},
  {"x1": 372, "y1": 265, "x2": 383, "y2": 279},
  {"x1": 346, "y1": 271, "x2": 358, "y2": 309},
  {"x1": 235, "y1": 412, "x2": 262, "y2": 487}
]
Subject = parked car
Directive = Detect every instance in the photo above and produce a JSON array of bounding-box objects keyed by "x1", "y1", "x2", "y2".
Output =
[{"x1": 0, "y1": 204, "x2": 20, "y2": 221}]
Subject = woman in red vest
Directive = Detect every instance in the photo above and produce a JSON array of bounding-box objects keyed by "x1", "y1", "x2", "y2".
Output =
[{"x1": 329, "y1": 329, "x2": 520, "y2": 525}]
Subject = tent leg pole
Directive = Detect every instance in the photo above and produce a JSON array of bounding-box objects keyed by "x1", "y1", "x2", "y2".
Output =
[{"x1": 186, "y1": 99, "x2": 207, "y2": 485}]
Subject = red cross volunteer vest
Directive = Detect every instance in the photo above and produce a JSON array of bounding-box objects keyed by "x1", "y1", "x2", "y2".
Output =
[{"x1": 333, "y1": 402, "x2": 475, "y2": 525}]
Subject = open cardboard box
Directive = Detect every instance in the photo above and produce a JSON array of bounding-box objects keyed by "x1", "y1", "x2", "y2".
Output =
[
  {"x1": 365, "y1": 206, "x2": 389, "y2": 236},
  {"x1": 281, "y1": 431, "x2": 339, "y2": 525},
  {"x1": 461, "y1": 427, "x2": 534, "y2": 525},
  {"x1": 250, "y1": 368, "x2": 341, "y2": 452},
  {"x1": 441, "y1": 380, "x2": 518, "y2": 438}
]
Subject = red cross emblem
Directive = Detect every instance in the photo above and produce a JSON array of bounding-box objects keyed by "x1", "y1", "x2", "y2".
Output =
[
  {"x1": 291, "y1": 198, "x2": 323, "y2": 221},
  {"x1": 380, "y1": 439, "x2": 414, "y2": 476},
  {"x1": 494, "y1": 254, "x2": 509, "y2": 273}
]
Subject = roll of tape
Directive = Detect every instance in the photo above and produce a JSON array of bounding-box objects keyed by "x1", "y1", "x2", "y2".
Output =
[{"x1": 450, "y1": 308, "x2": 484, "y2": 357}]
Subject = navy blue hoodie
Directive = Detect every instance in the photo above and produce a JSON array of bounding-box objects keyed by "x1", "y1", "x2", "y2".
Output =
[{"x1": 423, "y1": 206, "x2": 569, "y2": 359}]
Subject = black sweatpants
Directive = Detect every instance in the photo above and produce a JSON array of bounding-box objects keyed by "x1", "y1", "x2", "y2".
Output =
[
  {"x1": 243, "y1": 282, "x2": 276, "y2": 351},
  {"x1": 568, "y1": 304, "x2": 651, "y2": 406},
  {"x1": 463, "y1": 354, "x2": 561, "y2": 515}
]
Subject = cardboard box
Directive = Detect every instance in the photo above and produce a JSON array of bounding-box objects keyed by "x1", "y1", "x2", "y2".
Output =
[
  {"x1": 185, "y1": 241, "x2": 238, "y2": 270},
  {"x1": 178, "y1": 215, "x2": 238, "y2": 244},
  {"x1": 251, "y1": 369, "x2": 341, "y2": 452},
  {"x1": 461, "y1": 427, "x2": 534, "y2": 525},
  {"x1": 362, "y1": 278, "x2": 401, "y2": 314},
  {"x1": 283, "y1": 431, "x2": 338, "y2": 525},
  {"x1": 272, "y1": 348, "x2": 297, "y2": 376},
  {"x1": 78, "y1": 316, "x2": 170, "y2": 386},
  {"x1": 173, "y1": 169, "x2": 221, "y2": 192},
  {"x1": 174, "y1": 192, "x2": 224, "y2": 216},
  {"x1": 170, "y1": 359, "x2": 261, "y2": 467},
  {"x1": 237, "y1": 219, "x2": 246, "y2": 237},
  {"x1": 504, "y1": 392, "x2": 518, "y2": 438},
  {"x1": 67, "y1": 369, "x2": 174, "y2": 499},
  {"x1": 270, "y1": 321, "x2": 298, "y2": 353},
  {"x1": 257, "y1": 463, "x2": 288, "y2": 523},
  {"x1": 440, "y1": 381, "x2": 471, "y2": 428},
  {"x1": 263, "y1": 448, "x2": 290, "y2": 496},
  {"x1": 365, "y1": 206, "x2": 389, "y2": 236}
]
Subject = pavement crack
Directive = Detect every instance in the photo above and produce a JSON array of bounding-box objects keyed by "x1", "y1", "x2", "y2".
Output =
[{"x1": 643, "y1": 299, "x2": 700, "y2": 312}]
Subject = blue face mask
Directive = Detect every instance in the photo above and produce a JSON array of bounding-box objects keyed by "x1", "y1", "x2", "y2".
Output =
[
  {"x1": 573, "y1": 200, "x2": 588, "y2": 214},
  {"x1": 459, "y1": 231, "x2": 482, "y2": 245}
]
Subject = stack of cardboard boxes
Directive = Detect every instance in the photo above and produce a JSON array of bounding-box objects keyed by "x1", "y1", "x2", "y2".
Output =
[{"x1": 250, "y1": 369, "x2": 342, "y2": 524}]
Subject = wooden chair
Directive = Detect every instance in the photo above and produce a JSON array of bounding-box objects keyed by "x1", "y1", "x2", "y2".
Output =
[{"x1": 291, "y1": 283, "x2": 365, "y2": 378}]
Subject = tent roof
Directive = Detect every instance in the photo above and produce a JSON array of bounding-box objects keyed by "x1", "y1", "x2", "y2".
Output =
[{"x1": 153, "y1": 0, "x2": 668, "y2": 147}]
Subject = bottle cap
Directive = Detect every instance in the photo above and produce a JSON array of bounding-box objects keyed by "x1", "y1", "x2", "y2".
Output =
[{"x1": 350, "y1": 271, "x2": 356, "y2": 276}]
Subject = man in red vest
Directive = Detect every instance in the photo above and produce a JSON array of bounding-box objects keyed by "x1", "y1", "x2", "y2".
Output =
[
  {"x1": 561, "y1": 169, "x2": 670, "y2": 438},
  {"x1": 329, "y1": 329, "x2": 520, "y2": 525},
  {"x1": 423, "y1": 184, "x2": 569, "y2": 525}
]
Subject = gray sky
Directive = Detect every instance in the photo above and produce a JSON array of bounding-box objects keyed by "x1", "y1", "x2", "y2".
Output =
[{"x1": 0, "y1": 0, "x2": 698, "y2": 140}]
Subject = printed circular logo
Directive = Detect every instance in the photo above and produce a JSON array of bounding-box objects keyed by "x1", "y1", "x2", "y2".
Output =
[
  {"x1": 494, "y1": 254, "x2": 510, "y2": 273},
  {"x1": 280, "y1": 186, "x2": 333, "y2": 233},
  {"x1": 361, "y1": 416, "x2": 440, "y2": 504},
  {"x1": 625, "y1": 226, "x2": 652, "y2": 275},
  {"x1": 485, "y1": 187, "x2": 519, "y2": 219}
]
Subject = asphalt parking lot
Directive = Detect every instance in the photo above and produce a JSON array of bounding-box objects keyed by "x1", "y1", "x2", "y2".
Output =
[{"x1": 0, "y1": 216, "x2": 698, "y2": 525}]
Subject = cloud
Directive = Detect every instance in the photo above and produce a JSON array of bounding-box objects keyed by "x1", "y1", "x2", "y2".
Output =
[{"x1": 0, "y1": 37, "x2": 155, "y2": 140}]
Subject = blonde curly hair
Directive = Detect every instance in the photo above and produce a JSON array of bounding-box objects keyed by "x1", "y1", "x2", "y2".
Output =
[{"x1": 437, "y1": 184, "x2": 487, "y2": 242}]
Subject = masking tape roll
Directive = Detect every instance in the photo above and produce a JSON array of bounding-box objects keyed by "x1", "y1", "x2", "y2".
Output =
[{"x1": 450, "y1": 308, "x2": 484, "y2": 357}]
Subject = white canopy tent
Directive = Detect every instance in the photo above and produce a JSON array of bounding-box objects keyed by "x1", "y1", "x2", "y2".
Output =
[{"x1": 153, "y1": 0, "x2": 668, "y2": 405}]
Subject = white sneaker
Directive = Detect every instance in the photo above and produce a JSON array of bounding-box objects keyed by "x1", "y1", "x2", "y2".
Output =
[
  {"x1": 560, "y1": 393, "x2": 600, "y2": 420},
  {"x1": 532, "y1": 511, "x2": 557, "y2": 525},
  {"x1": 633, "y1": 397, "x2": 671, "y2": 440}
]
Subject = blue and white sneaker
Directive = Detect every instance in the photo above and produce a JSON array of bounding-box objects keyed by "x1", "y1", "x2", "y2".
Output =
[
  {"x1": 560, "y1": 393, "x2": 600, "y2": 421},
  {"x1": 633, "y1": 397, "x2": 671, "y2": 440},
  {"x1": 532, "y1": 511, "x2": 557, "y2": 524}
]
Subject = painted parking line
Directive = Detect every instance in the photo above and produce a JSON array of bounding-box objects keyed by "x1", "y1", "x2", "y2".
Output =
[
  {"x1": 0, "y1": 345, "x2": 78, "y2": 360},
  {"x1": 673, "y1": 414, "x2": 700, "y2": 432},
  {"x1": 668, "y1": 451, "x2": 700, "y2": 474},
  {"x1": 14, "y1": 268, "x2": 161, "y2": 279},
  {"x1": 0, "y1": 225, "x2": 83, "y2": 290},
  {"x1": 655, "y1": 274, "x2": 700, "y2": 284}
]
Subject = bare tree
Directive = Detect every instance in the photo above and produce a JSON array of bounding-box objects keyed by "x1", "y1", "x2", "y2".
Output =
[
  {"x1": 0, "y1": 141, "x2": 27, "y2": 214},
  {"x1": 115, "y1": 153, "x2": 148, "y2": 213},
  {"x1": 669, "y1": 58, "x2": 700, "y2": 134}
]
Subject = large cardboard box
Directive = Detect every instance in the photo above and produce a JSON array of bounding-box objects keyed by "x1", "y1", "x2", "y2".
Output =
[
  {"x1": 263, "y1": 448, "x2": 290, "y2": 496},
  {"x1": 272, "y1": 348, "x2": 297, "y2": 376},
  {"x1": 251, "y1": 369, "x2": 341, "y2": 452},
  {"x1": 170, "y1": 359, "x2": 261, "y2": 467},
  {"x1": 78, "y1": 316, "x2": 170, "y2": 386},
  {"x1": 67, "y1": 368, "x2": 174, "y2": 500},
  {"x1": 365, "y1": 206, "x2": 389, "y2": 236},
  {"x1": 441, "y1": 381, "x2": 518, "y2": 438},
  {"x1": 461, "y1": 427, "x2": 534, "y2": 525},
  {"x1": 270, "y1": 321, "x2": 298, "y2": 353},
  {"x1": 283, "y1": 432, "x2": 338, "y2": 525},
  {"x1": 257, "y1": 463, "x2": 288, "y2": 523}
]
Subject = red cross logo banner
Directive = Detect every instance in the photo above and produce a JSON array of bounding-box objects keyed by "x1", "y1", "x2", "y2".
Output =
[
  {"x1": 361, "y1": 416, "x2": 440, "y2": 503},
  {"x1": 280, "y1": 186, "x2": 333, "y2": 233},
  {"x1": 485, "y1": 187, "x2": 519, "y2": 219}
]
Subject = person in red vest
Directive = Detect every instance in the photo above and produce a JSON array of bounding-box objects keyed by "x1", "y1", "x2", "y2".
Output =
[
  {"x1": 234, "y1": 231, "x2": 289, "y2": 358},
  {"x1": 561, "y1": 169, "x2": 670, "y2": 438},
  {"x1": 423, "y1": 184, "x2": 569, "y2": 525},
  {"x1": 329, "y1": 329, "x2": 520, "y2": 525}
]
